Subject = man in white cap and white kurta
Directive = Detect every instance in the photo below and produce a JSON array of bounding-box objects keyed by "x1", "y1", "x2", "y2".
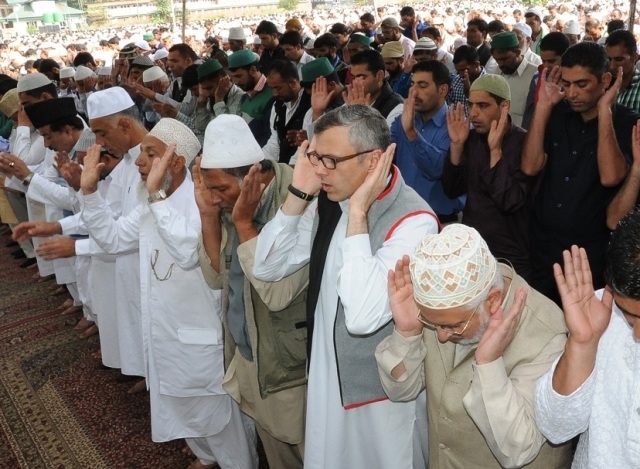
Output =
[
  {"x1": 193, "y1": 114, "x2": 307, "y2": 468},
  {"x1": 79, "y1": 117, "x2": 258, "y2": 469},
  {"x1": 375, "y1": 224, "x2": 573, "y2": 467}
]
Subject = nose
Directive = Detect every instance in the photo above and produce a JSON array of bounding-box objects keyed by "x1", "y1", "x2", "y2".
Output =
[
  {"x1": 436, "y1": 329, "x2": 453, "y2": 343},
  {"x1": 313, "y1": 162, "x2": 329, "y2": 178}
]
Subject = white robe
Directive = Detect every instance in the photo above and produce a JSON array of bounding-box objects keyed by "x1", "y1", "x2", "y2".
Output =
[
  {"x1": 253, "y1": 197, "x2": 438, "y2": 469},
  {"x1": 81, "y1": 176, "x2": 232, "y2": 441}
]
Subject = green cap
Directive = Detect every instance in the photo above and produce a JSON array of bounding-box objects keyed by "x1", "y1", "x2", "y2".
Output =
[
  {"x1": 197, "y1": 59, "x2": 223, "y2": 80},
  {"x1": 470, "y1": 74, "x2": 511, "y2": 101},
  {"x1": 301, "y1": 57, "x2": 335, "y2": 85},
  {"x1": 228, "y1": 49, "x2": 257, "y2": 70},
  {"x1": 349, "y1": 32, "x2": 371, "y2": 49},
  {"x1": 143, "y1": 33, "x2": 153, "y2": 41},
  {"x1": 490, "y1": 31, "x2": 519, "y2": 50}
]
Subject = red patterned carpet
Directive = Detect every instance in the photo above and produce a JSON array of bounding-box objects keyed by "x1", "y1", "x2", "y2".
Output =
[{"x1": 0, "y1": 229, "x2": 201, "y2": 469}]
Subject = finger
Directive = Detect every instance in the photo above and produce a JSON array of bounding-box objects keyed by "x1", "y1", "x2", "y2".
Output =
[
  {"x1": 578, "y1": 247, "x2": 593, "y2": 289},
  {"x1": 393, "y1": 258, "x2": 406, "y2": 289},
  {"x1": 561, "y1": 248, "x2": 578, "y2": 291},
  {"x1": 571, "y1": 244, "x2": 584, "y2": 286}
]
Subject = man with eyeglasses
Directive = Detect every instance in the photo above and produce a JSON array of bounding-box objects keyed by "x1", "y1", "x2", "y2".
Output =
[
  {"x1": 375, "y1": 224, "x2": 572, "y2": 468},
  {"x1": 253, "y1": 105, "x2": 438, "y2": 468}
]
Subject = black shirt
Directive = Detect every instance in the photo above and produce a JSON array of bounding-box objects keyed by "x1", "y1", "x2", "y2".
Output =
[{"x1": 530, "y1": 100, "x2": 638, "y2": 303}]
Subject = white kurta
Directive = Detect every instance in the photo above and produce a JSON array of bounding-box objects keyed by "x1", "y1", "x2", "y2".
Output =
[
  {"x1": 535, "y1": 289, "x2": 640, "y2": 468},
  {"x1": 77, "y1": 146, "x2": 145, "y2": 377},
  {"x1": 81, "y1": 176, "x2": 231, "y2": 442},
  {"x1": 253, "y1": 198, "x2": 438, "y2": 469}
]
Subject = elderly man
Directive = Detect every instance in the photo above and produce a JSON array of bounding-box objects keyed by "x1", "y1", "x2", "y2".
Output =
[
  {"x1": 535, "y1": 214, "x2": 640, "y2": 468},
  {"x1": 375, "y1": 224, "x2": 572, "y2": 468},
  {"x1": 76, "y1": 118, "x2": 257, "y2": 468},
  {"x1": 193, "y1": 114, "x2": 307, "y2": 469},
  {"x1": 253, "y1": 105, "x2": 438, "y2": 468},
  {"x1": 443, "y1": 75, "x2": 533, "y2": 280}
]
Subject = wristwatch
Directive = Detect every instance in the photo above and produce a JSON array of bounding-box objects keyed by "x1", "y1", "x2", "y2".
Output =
[
  {"x1": 22, "y1": 173, "x2": 33, "y2": 186},
  {"x1": 147, "y1": 189, "x2": 167, "y2": 204}
]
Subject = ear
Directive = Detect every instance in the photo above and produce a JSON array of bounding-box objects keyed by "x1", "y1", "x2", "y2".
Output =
[
  {"x1": 439, "y1": 83, "x2": 449, "y2": 98},
  {"x1": 367, "y1": 149, "x2": 382, "y2": 171},
  {"x1": 602, "y1": 71, "x2": 613, "y2": 90},
  {"x1": 485, "y1": 287, "x2": 503, "y2": 314},
  {"x1": 118, "y1": 117, "x2": 130, "y2": 131},
  {"x1": 172, "y1": 154, "x2": 186, "y2": 173},
  {"x1": 499, "y1": 99, "x2": 510, "y2": 112},
  {"x1": 376, "y1": 69, "x2": 385, "y2": 84}
]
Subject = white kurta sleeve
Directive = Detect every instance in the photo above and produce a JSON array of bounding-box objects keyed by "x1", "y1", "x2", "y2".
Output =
[
  {"x1": 462, "y1": 332, "x2": 566, "y2": 468},
  {"x1": 81, "y1": 190, "x2": 142, "y2": 254},
  {"x1": 534, "y1": 354, "x2": 596, "y2": 445},
  {"x1": 253, "y1": 201, "x2": 317, "y2": 281},
  {"x1": 59, "y1": 212, "x2": 88, "y2": 237},
  {"x1": 12, "y1": 127, "x2": 46, "y2": 165},
  {"x1": 261, "y1": 106, "x2": 280, "y2": 162},
  {"x1": 339, "y1": 212, "x2": 438, "y2": 334},
  {"x1": 26, "y1": 173, "x2": 75, "y2": 211},
  {"x1": 375, "y1": 329, "x2": 427, "y2": 401}
]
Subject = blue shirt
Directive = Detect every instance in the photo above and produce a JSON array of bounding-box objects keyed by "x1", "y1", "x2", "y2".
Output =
[
  {"x1": 403, "y1": 23, "x2": 425, "y2": 39},
  {"x1": 391, "y1": 103, "x2": 465, "y2": 216}
]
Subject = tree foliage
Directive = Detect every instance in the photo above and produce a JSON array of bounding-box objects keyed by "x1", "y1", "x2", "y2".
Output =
[
  {"x1": 154, "y1": 0, "x2": 172, "y2": 23},
  {"x1": 278, "y1": 0, "x2": 298, "y2": 11}
]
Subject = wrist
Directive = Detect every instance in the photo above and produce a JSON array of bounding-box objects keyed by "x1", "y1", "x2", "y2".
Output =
[
  {"x1": 405, "y1": 128, "x2": 418, "y2": 142},
  {"x1": 288, "y1": 183, "x2": 315, "y2": 202},
  {"x1": 395, "y1": 326, "x2": 423, "y2": 338}
]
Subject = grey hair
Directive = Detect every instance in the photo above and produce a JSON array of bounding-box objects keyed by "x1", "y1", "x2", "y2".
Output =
[
  {"x1": 314, "y1": 105, "x2": 390, "y2": 156},
  {"x1": 464, "y1": 265, "x2": 505, "y2": 311},
  {"x1": 109, "y1": 104, "x2": 143, "y2": 125}
]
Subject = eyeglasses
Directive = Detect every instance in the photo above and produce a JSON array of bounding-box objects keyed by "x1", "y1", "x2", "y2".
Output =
[
  {"x1": 306, "y1": 149, "x2": 375, "y2": 170},
  {"x1": 416, "y1": 304, "x2": 479, "y2": 336}
]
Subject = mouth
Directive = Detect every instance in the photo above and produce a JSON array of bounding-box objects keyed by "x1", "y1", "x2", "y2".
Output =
[
  {"x1": 321, "y1": 182, "x2": 332, "y2": 191},
  {"x1": 138, "y1": 172, "x2": 147, "y2": 180}
]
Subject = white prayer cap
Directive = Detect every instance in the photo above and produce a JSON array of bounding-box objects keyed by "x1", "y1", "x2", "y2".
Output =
[
  {"x1": 512, "y1": 22, "x2": 532, "y2": 38},
  {"x1": 75, "y1": 128, "x2": 96, "y2": 152},
  {"x1": 97, "y1": 66, "x2": 112, "y2": 76},
  {"x1": 87, "y1": 87, "x2": 135, "y2": 120},
  {"x1": 143, "y1": 66, "x2": 167, "y2": 83},
  {"x1": 152, "y1": 49, "x2": 169, "y2": 61},
  {"x1": 252, "y1": 36, "x2": 262, "y2": 45},
  {"x1": 16, "y1": 72, "x2": 52, "y2": 92},
  {"x1": 135, "y1": 40, "x2": 151, "y2": 51},
  {"x1": 410, "y1": 224, "x2": 498, "y2": 310},
  {"x1": 59, "y1": 67, "x2": 75, "y2": 79},
  {"x1": 201, "y1": 115, "x2": 263, "y2": 169},
  {"x1": 228, "y1": 26, "x2": 246, "y2": 41},
  {"x1": 75, "y1": 65, "x2": 97, "y2": 81},
  {"x1": 148, "y1": 118, "x2": 201, "y2": 166},
  {"x1": 563, "y1": 20, "x2": 581, "y2": 35}
]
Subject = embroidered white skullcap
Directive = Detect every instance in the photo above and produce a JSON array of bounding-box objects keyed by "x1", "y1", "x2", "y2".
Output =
[
  {"x1": 229, "y1": 26, "x2": 246, "y2": 41},
  {"x1": 410, "y1": 224, "x2": 498, "y2": 309},
  {"x1": 148, "y1": 118, "x2": 201, "y2": 166},
  {"x1": 512, "y1": 22, "x2": 532, "y2": 38},
  {"x1": 75, "y1": 65, "x2": 97, "y2": 81},
  {"x1": 87, "y1": 87, "x2": 135, "y2": 120},
  {"x1": 59, "y1": 67, "x2": 75, "y2": 79},
  {"x1": 16, "y1": 72, "x2": 52, "y2": 92},
  {"x1": 201, "y1": 115, "x2": 263, "y2": 169},
  {"x1": 97, "y1": 66, "x2": 112, "y2": 76},
  {"x1": 563, "y1": 20, "x2": 581, "y2": 35},
  {"x1": 75, "y1": 128, "x2": 96, "y2": 152},
  {"x1": 143, "y1": 66, "x2": 167, "y2": 83},
  {"x1": 152, "y1": 49, "x2": 169, "y2": 61}
]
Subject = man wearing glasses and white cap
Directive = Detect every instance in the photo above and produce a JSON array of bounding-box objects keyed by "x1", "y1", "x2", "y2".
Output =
[{"x1": 375, "y1": 224, "x2": 572, "y2": 467}]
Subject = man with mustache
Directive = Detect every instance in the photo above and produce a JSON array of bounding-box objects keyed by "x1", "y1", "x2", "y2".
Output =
[{"x1": 521, "y1": 42, "x2": 639, "y2": 305}]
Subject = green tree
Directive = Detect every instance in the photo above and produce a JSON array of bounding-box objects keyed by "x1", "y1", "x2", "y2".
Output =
[
  {"x1": 154, "y1": 0, "x2": 171, "y2": 23},
  {"x1": 278, "y1": 0, "x2": 298, "y2": 11}
]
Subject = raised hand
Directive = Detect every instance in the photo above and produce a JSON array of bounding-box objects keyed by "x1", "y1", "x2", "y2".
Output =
[
  {"x1": 401, "y1": 87, "x2": 418, "y2": 141},
  {"x1": 487, "y1": 104, "x2": 509, "y2": 155},
  {"x1": 311, "y1": 76, "x2": 335, "y2": 119},
  {"x1": 214, "y1": 75, "x2": 232, "y2": 102},
  {"x1": 388, "y1": 255, "x2": 423, "y2": 337},
  {"x1": 403, "y1": 55, "x2": 417, "y2": 74},
  {"x1": 349, "y1": 143, "x2": 395, "y2": 214},
  {"x1": 632, "y1": 121, "x2": 640, "y2": 169},
  {"x1": 598, "y1": 66, "x2": 623, "y2": 112},
  {"x1": 342, "y1": 79, "x2": 372, "y2": 106},
  {"x1": 291, "y1": 139, "x2": 322, "y2": 195},
  {"x1": 231, "y1": 163, "x2": 265, "y2": 227},
  {"x1": 475, "y1": 287, "x2": 527, "y2": 365},
  {"x1": 0, "y1": 153, "x2": 30, "y2": 180},
  {"x1": 554, "y1": 245, "x2": 613, "y2": 346},
  {"x1": 55, "y1": 151, "x2": 82, "y2": 191},
  {"x1": 146, "y1": 143, "x2": 175, "y2": 194},
  {"x1": 192, "y1": 156, "x2": 221, "y2": 217},
  {"x1": 538, "y1": 65, "x2": 565, "y2": 107},
  {"x1": 80, "y1": 144, "x2": 104, "y2": 195},
  {"x1": 151, "y1": 102, "x2": 178, "y2": 118},
  {"x1": 445, "y1": 102, "x2": 470, "y2": 146},
  {"x1": 17, "y1": 105, "x2": 32, "y2": 128}
]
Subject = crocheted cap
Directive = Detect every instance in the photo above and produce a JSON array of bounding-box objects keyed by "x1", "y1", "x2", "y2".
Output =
[{"x1": 410, "y1": 224, "x2": 497, "y2": 309}]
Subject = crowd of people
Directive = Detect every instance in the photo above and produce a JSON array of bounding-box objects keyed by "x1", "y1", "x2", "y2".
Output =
[{"x1": 0, "y1": 0, "x2": 639, "y2": 467}]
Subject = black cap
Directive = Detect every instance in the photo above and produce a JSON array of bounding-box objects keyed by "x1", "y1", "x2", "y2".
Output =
[{"x1": 25, "y1": 97, "x2": 77, "y2": 129}]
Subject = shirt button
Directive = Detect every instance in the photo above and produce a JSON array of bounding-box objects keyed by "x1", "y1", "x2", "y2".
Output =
[
  {"x1": 557, "y1": 203, "x2": 562, "y2": 208},
  {"x1": 572, "y1": 151, "x2": 577, "y2": 155},
  {"x1": 553, "y1": 142, "x2": 558, "y2": 147},
  {"x1": 439, "y1": 443, "x2": 447, "y2": 450},
  {"x1": 565, "y1": 177, "x2": 570, "y2": 182}
]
